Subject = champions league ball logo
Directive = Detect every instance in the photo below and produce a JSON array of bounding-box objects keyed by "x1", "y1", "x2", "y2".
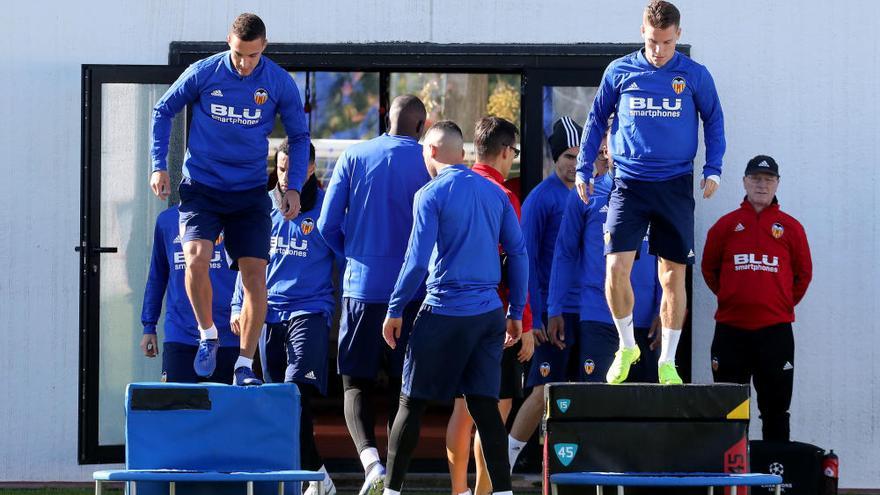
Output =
[
  {"x1": 254, "y1": 88, "x2": 269, "y2": 105},
  {"x1": 768, "y1": 462, "x2": 784, "y2": 476},
  {"x1": 672, "y1": 76, "x2": 686, "y2": 95}
]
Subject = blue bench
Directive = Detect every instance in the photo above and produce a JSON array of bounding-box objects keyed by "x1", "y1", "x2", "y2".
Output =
[
  {"x1": 94, "y1": 469, "x2": 325, "y2": 495},
  {"x1": 550, "y1": 472, "x2": 783, "y2": 495}
]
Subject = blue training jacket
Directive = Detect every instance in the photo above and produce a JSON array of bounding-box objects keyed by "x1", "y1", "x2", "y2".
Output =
[
  {"x1": 140, "y1": 206, "x2": 238, "y2": 347},
  {"x1": 231, "y1": 188, "x2": 337, "y2": 323},
  {"x1": 318, "y1": 134, "x2": 430, "y2": 303},
  {"x1": 388, "y1": 164, "x2": 528, "y2": 319},
  {"x1": 577, "y1": 49, "x2": 725, "y2": 184},
  {"x1": 521, "y1": 172, "x2": 580, "y2": 322},
  {"x1": 548, "y1": 174, "x2": 661, "y2": 327},
  {"x1": 151, "y1": 51, "x2": 310, "y2": 192}
]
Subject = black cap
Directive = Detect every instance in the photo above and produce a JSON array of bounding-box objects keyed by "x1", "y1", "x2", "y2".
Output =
[
  {"x1": 549, "y1": 116, "x2": 583, "y2": 162},
  {"x1": 744, "y1": 155, "x2": 780, "y2": 177}
]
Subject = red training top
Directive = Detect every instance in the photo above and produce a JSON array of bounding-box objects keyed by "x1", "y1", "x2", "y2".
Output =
[
  {"x1": 701, "y1": 198, "x2": 812, "y2": 330},
  {"x1": 472, "y1": 163, "x2": 533, "y2": 332}
]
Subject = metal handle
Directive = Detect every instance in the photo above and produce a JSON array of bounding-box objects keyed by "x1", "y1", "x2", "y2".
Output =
[{"x1": 74, "y1": 245, "x2": 118, "y2": 254}]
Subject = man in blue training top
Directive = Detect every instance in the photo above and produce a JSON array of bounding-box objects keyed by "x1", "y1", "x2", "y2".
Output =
[
  {"x1": 317, "y1": 95, "x2": 429, "y2": 495},
  {"x1": 231, "y1": 141, "x2": 337, "y2": 495},
  {"x1": 140, "y1": 207, "x2": 239, "y2": 384},
  {"x1": 506, "y1": 116, "x2": 591, "y2": 469},
  {"x1": 149, "y1": 13, "x2": 310, "y2": 386},
  {"x1": 575, "y1": 0, "x2": 725, "y2": 385},
  {"x1": 381, "y1": 121, "x2": 526, "y2": 495}
]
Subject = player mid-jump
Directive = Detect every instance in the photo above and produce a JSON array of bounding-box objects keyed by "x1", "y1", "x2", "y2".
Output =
[
  {"x1": 150, "y1": 13, "x2": 309, "y2": 386},
  {"x1": 575, "y1": 0, "x2": 725, "y2": 384}
]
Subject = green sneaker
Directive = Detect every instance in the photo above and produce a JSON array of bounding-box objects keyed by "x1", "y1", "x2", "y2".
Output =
[
  {"x1": 606, "y1": 346, "x2": 641, "y2": 384},
  {"x1": 658, "y1": 361, "x2": 684, "y2": 385}
]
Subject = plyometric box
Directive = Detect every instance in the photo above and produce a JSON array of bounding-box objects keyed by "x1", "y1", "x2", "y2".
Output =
[
  {"x1": 543, "y1": 383, "x2": 750, "y2": 495},
  {"x1": 126, "y1": 382, "x2": 302, "y2": 495}
]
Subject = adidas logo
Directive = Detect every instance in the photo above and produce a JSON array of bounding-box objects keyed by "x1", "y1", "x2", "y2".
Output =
[
  {"x1": 783, "y1": 362, "x2": 793, "y2": 371},
  {"x1": 172, "y1": 235, "x2": 182, "y2": 244},
  {"x1": 734, "y1": 223, "x2": 745, "y2": 232},
  {"x1": 211, "y1": 89, "x2": 224, "y2": 97},
  {"x1": 304, "y1": 370, "x2": 317, "y2": 380},
  {"x1": 599, "y1": 205, "x2": 609, "y2": 213},
  {"x1": 688, "y1": 249, "x2": 695, "y2": 258},
  {"x1": 626, "y1": 82, "x2": 640, "y2": 91},
  {"x1": 758, "y1": 161, "x2": 770, "y2": 168}
]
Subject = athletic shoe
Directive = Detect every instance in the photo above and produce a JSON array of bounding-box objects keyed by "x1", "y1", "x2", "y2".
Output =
[
  {"x1": 357, "y1": 464, "x2": 385, "y2": 495},
  {"x1": 233, "y1": 366, "x2": 263, "y2": 386},
  {"x1": 658, "y1": 361, "x2": 684, "y2": 385},
  {"x1": 304, "y1": 477, "x2": 336, "y2": 495},
  {"x1": 193, "y1": 339, "x2": 219, "y2": 377},
  {"x1": 606, "y1": 346, "x2": 641, "y2": 384}
]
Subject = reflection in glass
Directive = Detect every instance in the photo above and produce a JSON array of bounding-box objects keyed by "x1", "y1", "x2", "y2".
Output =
[
  {"x1": 542, "y1": 86, "x2": 598, "y2": 177},
  {"x1": 98, "y1": 84, "x2": 184, "y2": 445}
]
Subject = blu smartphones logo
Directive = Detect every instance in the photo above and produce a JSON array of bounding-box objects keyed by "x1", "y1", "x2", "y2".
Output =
[{"x1": 554, "y1": 443, "x2": 578, "y2": 467}]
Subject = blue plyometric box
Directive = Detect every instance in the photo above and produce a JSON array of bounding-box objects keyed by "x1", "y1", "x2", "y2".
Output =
[{"x1": 125, "y1": 382, "x2": 301, "y2": 495}]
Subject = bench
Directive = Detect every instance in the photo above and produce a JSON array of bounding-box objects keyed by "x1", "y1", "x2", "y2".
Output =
[
  {"x1": 94, "y1": 469, "x2": 325, "y2": 495},
  {"x1": 550, "y1": 471, "x2": 783, "y2": 495}
]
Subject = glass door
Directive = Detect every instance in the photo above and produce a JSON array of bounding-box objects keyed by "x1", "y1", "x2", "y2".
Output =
[{"x1": 79, "y1": 65, "x2": 186, "y2": 463}]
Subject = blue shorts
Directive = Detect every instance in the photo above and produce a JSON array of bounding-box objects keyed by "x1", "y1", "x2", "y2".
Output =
[
  {"x1": 260, "y1": 314, "x2": 330, "y2": 395},
  {"x1": 162, "y1": 341, "x2": 237, "y2": 384},
  {"x1": 178, "y1": 177, "x2": 272, "y2": 269},
  {"x1": 402, "y1": 306, "x2": 506, "y2": 401},
  {"x1": 337, "y1": 298, "x2": 420, "y2": 380},
  {"x1": 605, "y1": 175, "x2": 695, "y2": 265},
  {"x1": 525, "y1": 312, "x2": 581, "y2": 387}
]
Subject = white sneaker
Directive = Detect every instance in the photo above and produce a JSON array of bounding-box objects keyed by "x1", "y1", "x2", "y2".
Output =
[
  {"x1": 358, "y1": 464, "x2": 385, "y2": 495},
  {"x1": 304, "y1": 467, "x2": 335, "y2": 495}
]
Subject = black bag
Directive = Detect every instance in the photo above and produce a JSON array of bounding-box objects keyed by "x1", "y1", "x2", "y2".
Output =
[{"x1": 750, "y1": 440, "x2": 824, "y2": 495}]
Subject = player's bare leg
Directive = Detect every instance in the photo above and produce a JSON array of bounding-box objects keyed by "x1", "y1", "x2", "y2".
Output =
[
  {"x1": 507, "y1": 385, "x2": 544, "y2": 469},
  {"x1": 184, "y1": 239, "x2": 220, "y2": 377},
  {"x1": 234, "y1": 256, "x2": 268, "y2": 385},
  {"x1": 657, "y1": 257, "x2": 686, "y2": 384},
  {"x1": 605, "y1": 251, "x2": 640, "y2": 383},
  {"x1": 447, "y1": 398, "x2": 474, "y2": 495}
]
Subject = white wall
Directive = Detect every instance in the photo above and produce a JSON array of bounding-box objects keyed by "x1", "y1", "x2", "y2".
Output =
[{"x1": 2, "y1": 0, "x2": 877, "y2": 488}]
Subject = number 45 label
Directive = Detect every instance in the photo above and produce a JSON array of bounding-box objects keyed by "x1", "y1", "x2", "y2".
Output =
[{"x1": 554, "y1": 443, "x2": 579, "y2": 467}]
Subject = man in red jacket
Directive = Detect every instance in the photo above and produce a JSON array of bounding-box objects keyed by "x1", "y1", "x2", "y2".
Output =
[{"x1": 701, "y1": 155, "x2": 812, "y2": 441}]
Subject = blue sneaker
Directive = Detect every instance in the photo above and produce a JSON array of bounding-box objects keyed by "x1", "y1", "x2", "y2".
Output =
[
  {"x1": 193, "y1": 339, "x2": 219, "y2": 377},
  {"x1": 233, "y1": 366, "x2": 263, "y2": 386},
  {"x1": 357, "y1": 464, "x2": 385, "y2": 495}
]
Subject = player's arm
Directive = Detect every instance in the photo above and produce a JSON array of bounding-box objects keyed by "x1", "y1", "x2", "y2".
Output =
[
  {"x1": 499, "y1": 200, "x2": 528, "y2": 347},
  {"x1": 575, "y1": 66, "x2": 618, "y2": 201},
  {"x1": 520, "y1": 197, "x2": 546, "y2": 329},
  {"x1": 791, "y1": 222, "x2": 813, "y2": 305},
  {"x1": 694, "y1": 67, "x2": 726, "y2": 192},
  {"x1": 278, "y1": 77, "x2": 310, "y2": 194},
  {"x1": 150, "y1": 64, "x2": 201, "y2": 198},
  {"x1": 700, "y1": 221, "x2": 725, "y2": 295},
  {"x1": 229, "y1": 273, "x2": 244, "y2": 336},
  {"x1": 546, "y1": 192, "x2": 586, "y2": 348},
  {"x1": 140, "y1": 219, "x2": 169, "y2": 357},
  {"x1": 316, "y1": 153, "x2": 351, "y2": 258}
]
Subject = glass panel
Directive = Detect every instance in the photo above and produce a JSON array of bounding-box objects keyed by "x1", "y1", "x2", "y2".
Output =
[
  {"x1": 390, "y1": 72, "x2": 523, "y2": 174},
  {"x1": 98, "y1": 83, "x2": 185, "y2": 445},
  {"x1": 541, "y1": 86, "x2": 598, "y2": 178},
  {"x1": 268, "y1": 72, "x2": 381, "y2": 188}
]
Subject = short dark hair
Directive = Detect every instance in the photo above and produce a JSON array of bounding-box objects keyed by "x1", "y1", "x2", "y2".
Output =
[
  {"x1": 644, "y1": 1, "x2": 680, "y2": 29},
  {"x1": 276, "y1": 138, "x2": 316, "y2": 163},
  {"x1": 427, "y1": 120, "x2": 463, "y2": 140},
  {"x1": 231, "y1": 13, "x2": 266, "y2": 41},
  {"x1": 474, "y1": 117, "x2": 519, "y2": 159}
]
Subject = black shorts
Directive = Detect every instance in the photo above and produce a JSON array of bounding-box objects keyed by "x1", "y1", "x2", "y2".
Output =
[
  {"x1": 499, "y1": 340, "x2": 524, "y2": 400},
  {"x1": 605, "y1": 174, "x2": 695, "y2": 265}
]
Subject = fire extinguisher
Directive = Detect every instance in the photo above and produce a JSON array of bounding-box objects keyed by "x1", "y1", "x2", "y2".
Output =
[{"x1": 822, "y1": 449, "x2": 839, "y2": 495}]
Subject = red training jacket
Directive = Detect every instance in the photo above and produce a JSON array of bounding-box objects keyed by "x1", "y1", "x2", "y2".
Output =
[
  {"x1": 472, "y1": 163, "x2": 533, "y2": 332},
  {"x1": 702, "y1": 198, "x2": 812, "y2": 330}
]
